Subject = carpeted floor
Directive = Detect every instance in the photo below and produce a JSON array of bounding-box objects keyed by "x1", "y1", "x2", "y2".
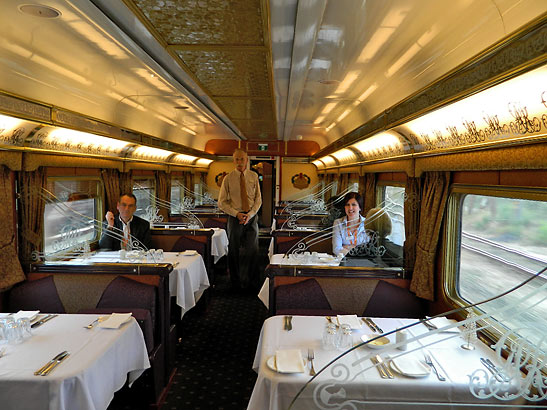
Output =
[{"x1": 109, "y1": 241, "x2": 270, "y2": 410}]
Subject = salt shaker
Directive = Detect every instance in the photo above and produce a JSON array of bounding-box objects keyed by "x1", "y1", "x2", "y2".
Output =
[{"x1": 396, "y1": 329, "x2": 408, "y2": 350}]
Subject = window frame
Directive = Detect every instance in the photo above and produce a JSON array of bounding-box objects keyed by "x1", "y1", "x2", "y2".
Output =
[{"x1": 443, "y1": 184, "x2": 547, "y2": 342}]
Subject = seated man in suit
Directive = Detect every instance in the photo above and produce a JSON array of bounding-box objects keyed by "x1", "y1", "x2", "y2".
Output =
[{"x1": 99, "y1": 193, "x2": 151, "y2": 250}]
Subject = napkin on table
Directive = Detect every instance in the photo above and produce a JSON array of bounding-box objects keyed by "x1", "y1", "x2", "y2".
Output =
[
  {"x1": 98, "y1": 313, "x2": 132, "y2": 329},
  {"x1": 426, "y1": 316, "x2": 460, "y2": 333},
  {"x1": 13, "y1": 310, "x2": 40, "y2": 321},
  {"x1": 275, "y1": 349, "x2": 305, "y2": 373},
  {"x1": 337, "y1": 314, "x2": 362, "y2": 329},
  {"x1": 391, "y1": 354, "x2": 430, "y2": 376}
]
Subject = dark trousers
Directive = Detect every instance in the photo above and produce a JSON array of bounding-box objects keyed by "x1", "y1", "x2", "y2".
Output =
[{"x1": 227, "y1": 214, "x2": 259, "y2": 289}]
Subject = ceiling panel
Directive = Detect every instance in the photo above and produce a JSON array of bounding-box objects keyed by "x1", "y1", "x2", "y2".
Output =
[{"x1": 127, "y1": 0, "x2": 278, "y2": 141}]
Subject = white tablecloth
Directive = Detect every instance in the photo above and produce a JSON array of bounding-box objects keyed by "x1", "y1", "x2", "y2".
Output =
[
  {"x1": 0, "y1": 314, "x2": 149, "y2": 410},
  {"x1": 248, "y1": 316, "x2": 524, "y2": 410},
  {"x1": 68, "y1": 251, "x2": 210, "y2": 318},
  {"x1": 269, "y1": 253, "x2": 341, "y2": 266},
  {"x1": 210, "y1": 228, "x2": 229, "y2": 263},
  {"x1": 164, "y1": 253, "x2": 210, "y2": 317}
]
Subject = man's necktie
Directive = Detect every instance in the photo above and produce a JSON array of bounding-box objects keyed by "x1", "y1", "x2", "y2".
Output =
[{"x1": 240, "y1": 171, "x2": 250, "y2": 212}]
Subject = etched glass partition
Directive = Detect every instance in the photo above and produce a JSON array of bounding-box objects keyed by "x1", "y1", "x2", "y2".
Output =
[
  {"x1": 275, "y1": 187, "x2": 408, "y2": 269},
  {"x1": 285, "y1": 268, "x2": 547, "y2": 409}
]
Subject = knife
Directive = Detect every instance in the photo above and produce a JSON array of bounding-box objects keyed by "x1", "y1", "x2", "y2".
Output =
[
  {"x1": 34, "y1": 351, "x2": 68, "y2": 375},
  {"x1": 40, "y1": 351, "x2": 70, "y2": 376},
  {"x1": 366, "y1": 318, "x2": 384, "y2": 333},
  {"x1": 480, "y1": 358, "x2": 506, "y2": 382},
  {"x1": 375, "y1": 355, "x2": 394, "y2": 379},
  {"x1": 362, "y1": 318, "x2": 377, "y2": 333},
  {"x1": 370, "y1": 356, "x2": 388, "y2": 378},
  {"x1": 31, "y1": 314, "x2": 58, "y2": 328}
]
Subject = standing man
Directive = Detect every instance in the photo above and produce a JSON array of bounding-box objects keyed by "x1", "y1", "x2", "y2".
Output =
[
  {"x1": 218, "y1": 149, "x2": 262, "y2": 292},
  {"x1": 99, "y1": 193, "x2": 152, "y2": 250}
]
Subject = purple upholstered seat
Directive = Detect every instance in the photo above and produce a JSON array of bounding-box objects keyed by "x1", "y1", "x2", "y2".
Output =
[
  {"x1": 8, "y1": 276, "x2": 66, "y2": 314},
  {"x1": 362, "y1": 280, "x2": 426, "y2": 318},
  {"x1": 275, "y1": 278, "x2": 333, "y2": 313}
]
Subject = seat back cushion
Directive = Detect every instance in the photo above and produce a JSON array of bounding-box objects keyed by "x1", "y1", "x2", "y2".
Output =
[
  {"x1": 8, "y1": 276, "x2": 65, "y2": 313},
  {"x1": 362, "y1": 280, "x2": 426, "y2": 318},
  {"x1": 97, "y1": 276, "x2": 157, "y2": 327},
  {"x1": 275, "y1": 278, "x2": 331, "y2": 311}
]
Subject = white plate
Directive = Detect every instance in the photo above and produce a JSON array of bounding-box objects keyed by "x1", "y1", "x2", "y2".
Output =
[
  {"x1": 266, "y1": 356, "x2": 307, "y2": 373},
  {"x1": 360, "y1": 334, "x2": 390, "y2": 349},
  {"x1": 389, "y1": 357, "x2": 431, "y2": 378}
]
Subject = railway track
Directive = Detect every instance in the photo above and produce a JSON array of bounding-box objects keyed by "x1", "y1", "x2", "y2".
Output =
[{"x1": 461, "y1": 231, "x2": 547, "y2": 277}]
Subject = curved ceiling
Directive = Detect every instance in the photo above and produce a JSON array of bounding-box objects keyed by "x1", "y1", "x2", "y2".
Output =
[{"x1": 0, "y1": 0, "x2": 544, "y2": 154}]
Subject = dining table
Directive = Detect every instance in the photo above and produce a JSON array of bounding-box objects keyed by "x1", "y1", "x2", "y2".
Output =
[
  {"x1": 247, "y1": 315, "x2": 526, "y2": 410},
  {"x1": 0, "y1": 313, "x2": 150, "y2": 410},
  {"x1": 74, "y1": 250, "x2": 210, "y2": 318}
]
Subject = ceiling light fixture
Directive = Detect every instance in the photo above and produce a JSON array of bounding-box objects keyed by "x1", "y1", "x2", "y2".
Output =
[{"x1": 18, "y1": 4, "x2": 61, "y2": 18}]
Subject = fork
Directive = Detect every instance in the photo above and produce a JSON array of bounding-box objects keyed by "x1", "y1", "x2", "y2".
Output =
[
  {"x1": 307, "y1": 348, "x2": 316, "y2": 376},
  {"x1": 423, "y1": 351, "x2": 446, "y2": 381}
]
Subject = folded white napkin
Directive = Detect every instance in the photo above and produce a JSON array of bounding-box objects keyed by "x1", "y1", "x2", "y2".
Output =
[
  {"x1": 98, "y1": 313, "x2": 132, "y2": 329},
  {"x1": 275, "y1": 349, "x2": 305, "y2": 373},
  {"x1": 426, "y1": 317, "x2": 460, "y2": 333},
  {"x1": 391, "y1": 355, "x2": 430, "y2": 376},
  {"x1": 13, "y1": 310, "x2": 40, "y2": 321},
  {"x1": 337, "y1": 314, "x2": 361, "y2": 329},
  {"x1": 182, "y1": 250, "x2": 198, "y2": 256}
]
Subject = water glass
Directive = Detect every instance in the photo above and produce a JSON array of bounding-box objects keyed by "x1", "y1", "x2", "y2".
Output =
[
  {"x1": 6, "y1": 320, "x2": 23, "y2": 344},
  {"x1": 322, "y1": 322, "x2": 338, "y2": 350},
  {"x1": 18, "y1": 318, "x2": 32, "y2": 338},
  {"x1": 147, "y1": 249, "x2": 156, "y2": 262},
  {"x1": 155, "y1": 249, "x2": 164, "y2": 262},
  {"x1": 336, "y1": 324, "x2": 352, "y2": 351}
]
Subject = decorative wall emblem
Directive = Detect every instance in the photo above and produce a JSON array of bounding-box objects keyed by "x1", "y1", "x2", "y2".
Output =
[
  {"x1": 291, "y1": 173, "x2": 311, "y2": 189},
  {"x1": 215, "y1": 172, "x2": 227, "y2": 187}
]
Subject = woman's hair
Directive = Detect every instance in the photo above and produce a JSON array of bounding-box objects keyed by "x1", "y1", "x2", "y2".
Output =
[
  {"x1": 364, "y1": 207, "x2": 392, "y2": 237},
  {"x1": 343, "y1": 191, "x2": 363, "y2": 210}
]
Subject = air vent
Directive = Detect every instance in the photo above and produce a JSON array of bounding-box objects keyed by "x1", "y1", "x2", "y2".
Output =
[{"x1": 18, "y1": 4, "x2": 61, "y2": 18}]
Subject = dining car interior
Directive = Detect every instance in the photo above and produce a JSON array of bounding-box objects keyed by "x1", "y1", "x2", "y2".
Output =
[{"x1": 0, "y1": 0, "x2": 546, "y2": 409}]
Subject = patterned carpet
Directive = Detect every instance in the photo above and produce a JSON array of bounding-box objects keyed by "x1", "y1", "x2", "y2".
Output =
[{"x1": 109, "y1": 244, "x2": 270, "y2": 410}]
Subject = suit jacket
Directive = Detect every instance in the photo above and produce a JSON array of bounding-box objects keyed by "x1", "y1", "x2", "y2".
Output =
[{"x1": 98, "y1": 214, "x2": 151, "y2": 250}]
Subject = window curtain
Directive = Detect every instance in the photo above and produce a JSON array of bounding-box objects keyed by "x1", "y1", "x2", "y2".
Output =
[
  {"x1": 358, "y1": 175, "x2": 366, "y2": 196},
  {"x1": 403, "y1": 177, "x2": 422, "y2": 275},
  {"x1": 18, "y1": 167, "x2": 47, "y2": 264},
  {"x1": 410, "y1": 171, "x2": 451, "y2": 301},
  {"x1": 337, "y1": 173, "x2": 349, "y2": 195},
  {"x1": 155, "y1": 171, "x2": 171, "y2": 222},
  {"x1": 119, "y1": 171, "x2": 133, "y2": 197},
  {"x1": 0, "y1": 167, "x2": 25, "y2": 288},
  {"x1": 181, "y1": 171, "x2": 193, "y2": 203},
  {"x1": 101, "y1": 168, "x2": 120, "y2": 213},
  {"x1": 363, "y1": 173, "x2": 376, "y2": 215}
]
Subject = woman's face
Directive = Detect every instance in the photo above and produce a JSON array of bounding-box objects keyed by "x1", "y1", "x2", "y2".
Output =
[{"x1": 345, "y1": 198, "x2": 361, "y2": 219}]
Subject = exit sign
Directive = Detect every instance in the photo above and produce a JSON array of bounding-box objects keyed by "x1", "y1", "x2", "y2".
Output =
[{"x1": 258, "y1": 143, "x2": 268, "y2": 151}]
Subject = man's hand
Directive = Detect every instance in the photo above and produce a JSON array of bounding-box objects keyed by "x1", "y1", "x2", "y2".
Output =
[
  {"x1": 237, "y1": 212, "x2": 249, "y2": 225},
  {"x1": 105, "y1": 211, "x2": 115, "y2": 228}
]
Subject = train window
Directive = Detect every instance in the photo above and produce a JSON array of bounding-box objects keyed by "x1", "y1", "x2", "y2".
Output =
[
  {"x1": 170, "y1": 178, "x2": 184, "y2": 214},
  {"x1": 376, "y1": 184, "x2": 406, "y2": 246},
  {"x1": 133, "y1": 178, "x2": 156, "y2": 218},
  {"x1": 43, "y1": 178, "x2": 102, "y2": 256},
  {"x1": 446, "y1": 188, "x2": 547, "y2": 339}
]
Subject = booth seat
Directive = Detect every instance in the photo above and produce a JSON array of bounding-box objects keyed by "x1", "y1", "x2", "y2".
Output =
[
  {"x1": 273, "y1": 278, "x2": 426, "y2": 318},
  {"x1": 7, "y1": 274, "x2": 164, "y2": 399},
  {"x1": 8, "y1": 275, "x2": 157, "y2": 352}
]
